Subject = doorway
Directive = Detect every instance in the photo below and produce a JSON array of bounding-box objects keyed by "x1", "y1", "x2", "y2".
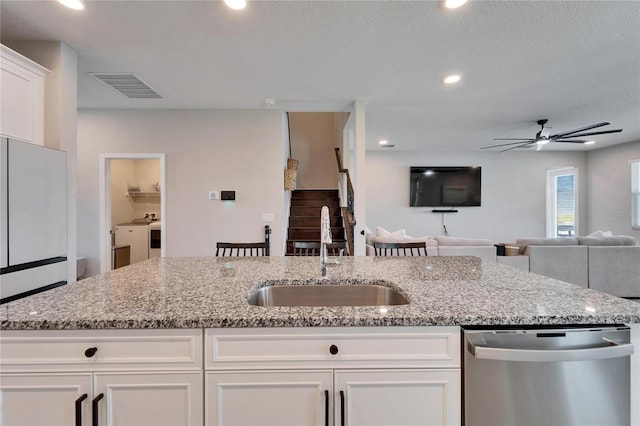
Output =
[{"x1": 99, "y1": 153, "x2": 166, "y2": 273}]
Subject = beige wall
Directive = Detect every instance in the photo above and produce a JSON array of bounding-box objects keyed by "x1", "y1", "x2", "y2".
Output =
[
  {"x1": 110, "y1": 159, "x2": 136, "y2": 232},
  {"x1": 586, "y1": 141, "x2": 640, "y2": 238},
  {"x1": 78, "y1": 109, "x2": 285, "y2": 277},
  {"x1": 289, "y1": 112, "x2": 341, "y2": 189},
  {"x1": 366, "y1": 150, "x2": 588, "y2": 243}
]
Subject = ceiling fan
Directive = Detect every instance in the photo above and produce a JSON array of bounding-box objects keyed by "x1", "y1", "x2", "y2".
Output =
[{"x1": 481, "y1": 119, "x2": 623, "y2": 152}]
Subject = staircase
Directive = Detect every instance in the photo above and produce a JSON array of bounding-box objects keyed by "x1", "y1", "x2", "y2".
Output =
[{"x1": 286, "y1": 190, "x2": 345, "y2": 255}]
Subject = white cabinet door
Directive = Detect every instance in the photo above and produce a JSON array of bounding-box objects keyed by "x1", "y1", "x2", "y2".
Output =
[
  {"x1": 7, "y1": 139, "x2": 67, "y2": 265},
  {"x1": 93, "y1": 372, "x2": 203, "y2": 426},
  {"x1": 0, "y1": 45, "x2": 48, "y2": 145},
  {"x1": 335, "y1": 369, "x2": 461, "y2": 426},
  {"x1": 206, "y1": 370, "x2": 333, "y2": 426},
  {"x1": 0, "y1": 373, "x2": 92, "y2": 426},
  {"x1": 115, "y1": 225, "x2": 148, "y2": 264}
]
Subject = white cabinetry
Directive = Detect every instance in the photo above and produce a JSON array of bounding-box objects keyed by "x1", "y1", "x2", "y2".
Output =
[
  {"x1": 0, "y1": 44, "x2": 48, "y2": 145},
  {"x1": 0, "y1": 329, "x2": 203, "y2": 426},
  {"x1": 205, "y1": 326, "x2": 461, "y2": 426},
  {"x1": 115, "y1": 224, "x2": 149, "y2": 264},
  {"x1": 0, "y1": 373, "x2": 92, "y2": 426},
  {"x1": 207, "y1": 370, "x2": 333, "y2": 425}
]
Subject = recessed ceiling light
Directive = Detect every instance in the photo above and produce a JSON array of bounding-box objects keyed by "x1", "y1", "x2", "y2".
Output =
[
  {"x1": 443, "y1": 74, "x2": 461, "y2": 84},
  {"x1": 57, "y1": 0, "x2": 84, "y2": 10},
  {"x1": 378, "y1": 140, "x2": 389, "y2": 145},
  {"x1": 224, "y1": 0, "x2": 247, "y2": 10},
  {"x1": 585, "y1": 140, "x2": 596, "y2": 145},
  {"x1": 445, "y1": 0, "x2": 468, "y2": 9},
  {"x1": 264, "y1": 98, "x2": 276, "y2": 106}
]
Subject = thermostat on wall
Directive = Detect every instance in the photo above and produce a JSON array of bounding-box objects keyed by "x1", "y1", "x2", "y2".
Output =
[{"x1": 221, "y1": 191, "x2": 236, "y2": 201}]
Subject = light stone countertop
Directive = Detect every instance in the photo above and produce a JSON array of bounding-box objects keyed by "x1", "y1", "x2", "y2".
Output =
[{"x1": 1, "y1": 256, "x2": 639, "y2": 330}]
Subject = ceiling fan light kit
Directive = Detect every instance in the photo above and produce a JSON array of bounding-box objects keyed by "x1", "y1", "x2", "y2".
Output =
[{"x1": 482, "y1": 118, "x2": 622, "y2": 152}]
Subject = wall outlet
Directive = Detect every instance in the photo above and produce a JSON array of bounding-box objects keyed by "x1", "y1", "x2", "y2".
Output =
[
  {"x1": 262, "y1": 213, "x2": 275, "y2": 222},
  {"x1": 209, "y1": 191, "x2": 219, "y2": 200}
]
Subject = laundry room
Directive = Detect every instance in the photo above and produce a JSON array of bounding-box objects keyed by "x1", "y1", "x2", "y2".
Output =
[{"x1": 110, "y1": 159, "x2": 161, "y2": 268}]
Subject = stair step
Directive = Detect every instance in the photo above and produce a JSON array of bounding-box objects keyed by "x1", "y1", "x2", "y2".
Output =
[
  {"x1": 289, "y1": 216, "x2": 342, "y2": 227},
  {"x1": 291, "y1": 189, "x2": 339, "y2": 199},
  {"x1": 290, "y1": 206, "x2": 341, "y2": 217},
  {"x1": 290, "y1": 198, "x2": 340, "y2": 207}
]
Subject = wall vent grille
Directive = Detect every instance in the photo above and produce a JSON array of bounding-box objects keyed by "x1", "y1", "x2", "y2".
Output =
[{"x1": 89, "y1": 73, "x2": 161, "y2": 98}]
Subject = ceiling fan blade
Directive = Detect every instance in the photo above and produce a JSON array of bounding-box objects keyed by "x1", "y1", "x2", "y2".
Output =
[
  {"x1": 500, "y1": 141, "x2": 536, "y2": 152},
  {"x1": 553, "y1": 139, "x2": 588, "y2": 143},
  {"x1": 557, "y1": 129, "x2": 622, "y2": 138},
  {"x1": 481, "y1": 140, "x2": 537, "y2": 149},
  {"x1": 551, "y1": 122, "x2": 610, "y2": 138},
  {"x1": 492, "y1": 138, "x2": 535, "y2": 141}
]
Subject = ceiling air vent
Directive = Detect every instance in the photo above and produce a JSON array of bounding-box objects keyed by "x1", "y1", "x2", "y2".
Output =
[{"x1": 89, "y1": 73, "x2": 161, "y2": 99}]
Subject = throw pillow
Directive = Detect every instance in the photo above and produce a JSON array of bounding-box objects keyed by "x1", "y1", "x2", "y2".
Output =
[{"x1": 375, "y1": 226, "x2": 406, "y2": 239}]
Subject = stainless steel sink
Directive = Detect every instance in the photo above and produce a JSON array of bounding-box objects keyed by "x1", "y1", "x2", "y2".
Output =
[{"x1": 247, "y1": 281, "x2": 409, "y2": 307}]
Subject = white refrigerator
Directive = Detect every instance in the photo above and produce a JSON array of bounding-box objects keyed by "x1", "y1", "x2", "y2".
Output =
[{"x1": 115, "y1": 224, "x2": 149, "y2": 264}]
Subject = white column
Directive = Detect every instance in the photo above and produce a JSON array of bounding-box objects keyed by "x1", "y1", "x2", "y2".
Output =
[{"x1": 353, "y1": 100, "x2": 366, "y2": 256}]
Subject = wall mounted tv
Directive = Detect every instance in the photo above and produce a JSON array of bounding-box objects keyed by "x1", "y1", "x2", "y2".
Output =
[{"x1": 410, "y1": 166, "x2": 481, "y2": 207}]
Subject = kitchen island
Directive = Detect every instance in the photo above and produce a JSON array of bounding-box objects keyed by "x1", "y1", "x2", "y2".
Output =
[
  {"x1": 1, "y1": 256, "x2": 639, "y2": 425},
  {"x1": 2, "y1": 256, "x2": 639, "y2": 329}
]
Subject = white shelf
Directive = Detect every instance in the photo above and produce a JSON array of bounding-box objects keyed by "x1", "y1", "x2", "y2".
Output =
[{"x1": 127, "y1": 192, "x2": 161, "y2": 197}]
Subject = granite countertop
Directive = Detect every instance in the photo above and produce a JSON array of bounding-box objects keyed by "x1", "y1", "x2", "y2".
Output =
[{"x1": 2, "y1": 256, "x2": 639, "y2": 330}]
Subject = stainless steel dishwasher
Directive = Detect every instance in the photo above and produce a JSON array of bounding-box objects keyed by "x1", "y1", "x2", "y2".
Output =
[{"x1": 463, "y1": 325, "x2": 633, "y2": 426}]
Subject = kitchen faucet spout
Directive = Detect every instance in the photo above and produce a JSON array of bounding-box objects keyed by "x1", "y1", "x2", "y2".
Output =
[{"x1": 320, "y1": 206, "x2": 332, "y2": 274}]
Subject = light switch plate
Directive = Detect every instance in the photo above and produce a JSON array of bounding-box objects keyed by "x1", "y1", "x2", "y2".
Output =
[
  {"x1": 209, "y1": 191, "x2": 219, "y2": 200},
  {"x1": 262, "y1": 213, "x2": 275, "y2": 222}
]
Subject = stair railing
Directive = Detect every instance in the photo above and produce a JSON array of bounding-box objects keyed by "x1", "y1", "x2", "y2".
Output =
[{"x1": 334, "y1": 148, "x2": 356, "y2": 256}]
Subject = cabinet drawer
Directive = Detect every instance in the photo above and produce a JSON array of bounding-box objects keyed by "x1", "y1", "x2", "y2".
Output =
[
  {"x1": 206, "y1": 327, "x2": 460, "y2": 370},
  {"x1": 0, "y1": 329, "x2": 203, "y2": 372}
]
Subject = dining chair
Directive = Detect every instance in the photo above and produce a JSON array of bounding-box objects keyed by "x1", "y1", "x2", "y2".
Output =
[
  {"x1": 374, "y1": 241, "x2": 428, "y2": 256},
  {"x1": 216, "y1": 242, "x2": 269, "y2": 256},
  {"x1": 292, "y1": 241, "x2": 348, "y2": 256}
]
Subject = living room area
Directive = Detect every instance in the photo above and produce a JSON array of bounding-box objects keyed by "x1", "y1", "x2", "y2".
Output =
[{"x1": 363, "y1": 140, "x2": 640, "y2": 298}]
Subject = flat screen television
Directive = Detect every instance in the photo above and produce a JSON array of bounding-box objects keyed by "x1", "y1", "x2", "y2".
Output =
[{"x1": 410, "y1": 166, "x2": 481, "y2": 207}]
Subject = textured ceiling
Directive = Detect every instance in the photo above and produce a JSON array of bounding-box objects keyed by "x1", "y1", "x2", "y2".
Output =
[{"x1": 1, "y1": 0, "x2": 639, "y2": 152}]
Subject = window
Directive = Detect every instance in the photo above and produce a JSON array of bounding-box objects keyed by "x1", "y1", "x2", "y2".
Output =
[
  {"x1": 632, "y1": 160, "x2": 640, "y2": 229},
  {"x1": 546, "y1": 167, "x2": 578, "y2": 238}
]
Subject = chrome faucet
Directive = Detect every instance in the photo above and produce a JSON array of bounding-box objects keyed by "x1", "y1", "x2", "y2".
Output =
[{"x1": 320, "y1": 206, "x2": 332, "y2": 275}]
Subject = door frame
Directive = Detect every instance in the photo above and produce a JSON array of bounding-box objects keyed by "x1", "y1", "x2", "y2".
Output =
[
  {"x1": 545, "y1": 166, "x2": 578, "y2": 238},
  {"x1": 99, "y1": 153, "x2": 166, "y2": 273}
]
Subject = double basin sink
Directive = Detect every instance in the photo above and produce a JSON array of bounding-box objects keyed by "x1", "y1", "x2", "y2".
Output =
[{"x1": 247, "y1": 280, "x2": 409, "y2": 307}]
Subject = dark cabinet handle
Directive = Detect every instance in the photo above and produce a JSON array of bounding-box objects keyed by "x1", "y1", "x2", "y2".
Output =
[
  {"x1": 92, "y1": 393, "x2": 104, "y2": 426},
  {"x1": 329, "y1": 344, "x2": 339, "y2": 355},
  {"x1": 84, "y1": 347, "x2": 98, "y2": 358},
  {"x1": 340, "y1": 390, "x2": 345, "y2": 426},
  {"x1": 324, "y1": 390, "x2": 329, "y2": 426},
  {"x1": 75, "y1": 393, "x2": 88, "y2": 426}
]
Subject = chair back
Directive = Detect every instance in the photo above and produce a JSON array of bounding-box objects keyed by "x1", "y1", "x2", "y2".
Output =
[
  {"x1": 374, "y1": 241, "x2": 428, "y2": 256},
  {"x1": 216, "y1": 242, "x2": 269, "y2": 257},
  {"x1": 292, "y1": 241, "x2": 348, "y2": 256}
]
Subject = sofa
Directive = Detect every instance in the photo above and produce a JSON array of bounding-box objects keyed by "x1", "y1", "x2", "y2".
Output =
[
  {"x1": 365, "y1": 227, "x2": 496, "y2": 261},
  {"x1": 515, "y1": 235, "x2": 640, "y2": 297}
]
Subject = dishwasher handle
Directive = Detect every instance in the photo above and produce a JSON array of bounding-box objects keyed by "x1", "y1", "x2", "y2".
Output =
[{"x1": 467, "y1": 337, "x2": 634, "y2": 362}]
